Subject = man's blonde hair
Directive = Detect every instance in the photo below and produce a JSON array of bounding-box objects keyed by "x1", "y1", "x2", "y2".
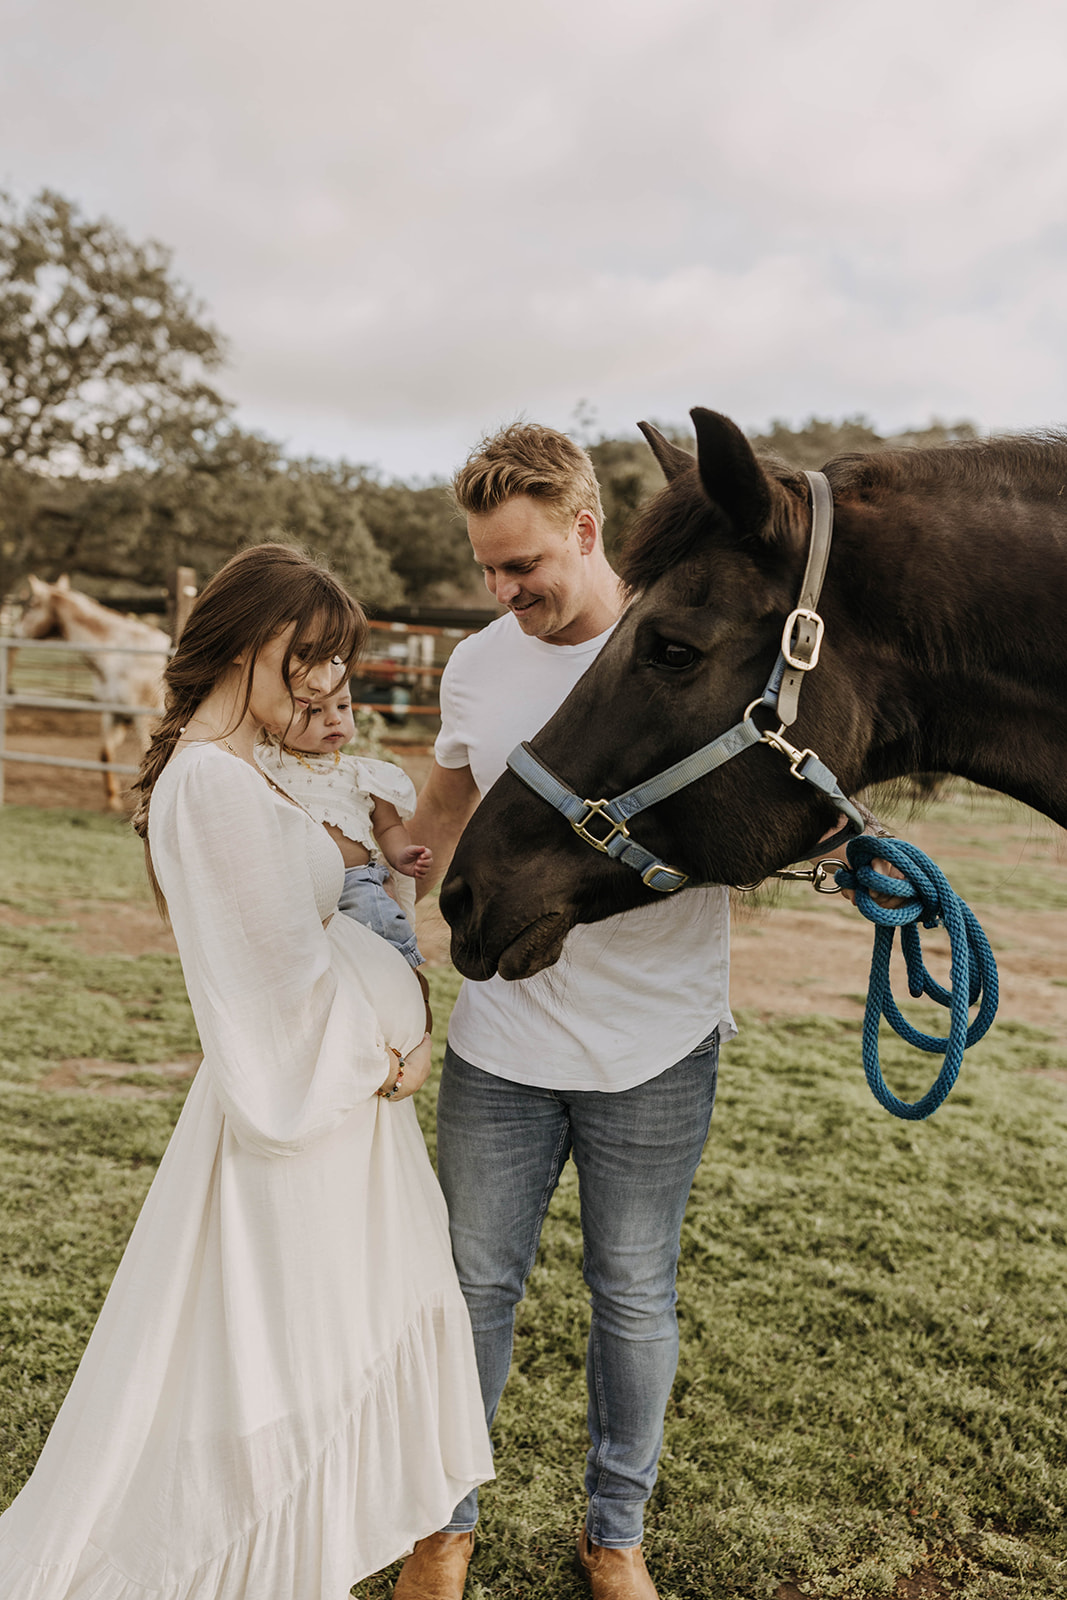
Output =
[{"x1": 453, "y1": 422, "x2": 604, "y2": 531}]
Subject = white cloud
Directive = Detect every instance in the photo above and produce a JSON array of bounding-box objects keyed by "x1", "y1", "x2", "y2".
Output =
[{"x1": 1, "y1": 0, "x2": 1066, "y2": 476}]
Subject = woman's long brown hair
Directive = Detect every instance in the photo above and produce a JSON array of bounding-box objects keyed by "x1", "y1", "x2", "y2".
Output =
[{"x1": 133, "y1": 543, "x2": 367, "y2": 915}]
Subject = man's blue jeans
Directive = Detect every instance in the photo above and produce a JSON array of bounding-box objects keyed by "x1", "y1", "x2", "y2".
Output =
[{"x1": 436, "y1": 1030, "x2": 720, "y2": 1549}]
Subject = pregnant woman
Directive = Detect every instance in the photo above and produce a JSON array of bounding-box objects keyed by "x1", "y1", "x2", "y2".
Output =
[{"x1": 0, "y1": 543, "x2": 492, "y2": 1599}]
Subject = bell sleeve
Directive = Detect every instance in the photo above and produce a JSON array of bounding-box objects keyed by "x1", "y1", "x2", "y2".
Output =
[{"x1": 148, "y1": 749, "x2": 410, "y2": 1157}]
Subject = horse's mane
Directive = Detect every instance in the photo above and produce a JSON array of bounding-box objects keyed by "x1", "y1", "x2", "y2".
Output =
[
  {"x1": 824, "y1": 431, "x2": 1067, "y2": 498},
  {"x1": 619, "y1": 432, "x2": 1067, "y2": 594}
]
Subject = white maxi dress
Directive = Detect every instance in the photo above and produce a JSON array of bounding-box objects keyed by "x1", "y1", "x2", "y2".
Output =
[{"x1": 0, "y1": 743, "x2": 492, "y2": 1599}]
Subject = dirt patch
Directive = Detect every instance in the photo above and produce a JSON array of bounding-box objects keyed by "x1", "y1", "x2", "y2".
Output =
[
  {"x1": 728, "y1": 897, "x2": 1067, "y2": 1038},
  {"x1": 38, "y1": 1055, "x2": 201, "y2": 1098},
  {"x1": 3, "y1": 708, "x2": 144, "y2": 810}
]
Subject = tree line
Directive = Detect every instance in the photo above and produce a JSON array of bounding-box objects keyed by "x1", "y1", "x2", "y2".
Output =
[{"x1": 0, "y1": 189, "x2": 977, "y2": 613}]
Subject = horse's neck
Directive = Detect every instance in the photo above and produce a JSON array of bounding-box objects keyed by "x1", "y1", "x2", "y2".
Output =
[
  {"x1": 836, "y1": 489, "x2": 1067, "y2": 668},
  {"x1": 835, "y1": 492, "x2": 1067, "y2": 825},
  {"x1": 57, "y1": 593, "x2": 158, "y2": 647}
]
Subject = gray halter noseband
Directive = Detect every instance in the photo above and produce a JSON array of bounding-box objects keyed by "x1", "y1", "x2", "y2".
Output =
[{"x1": 505, "y1": 470, "x2": 866, "y2": 894}]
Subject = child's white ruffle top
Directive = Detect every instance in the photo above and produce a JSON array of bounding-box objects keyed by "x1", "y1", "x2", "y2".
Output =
[{"x1": 255, "y1": 745, "x2": 416, "y2": 858}]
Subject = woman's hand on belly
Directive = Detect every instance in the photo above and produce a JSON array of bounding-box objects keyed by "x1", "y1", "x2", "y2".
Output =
[{"x1": 376, "y1": 1032, "x2": 433, "y2": 1102}]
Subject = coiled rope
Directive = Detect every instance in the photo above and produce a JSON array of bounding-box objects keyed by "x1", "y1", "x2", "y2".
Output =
[{"x1": 832, "y1": 836, "x2": 999, "y2": 1120}]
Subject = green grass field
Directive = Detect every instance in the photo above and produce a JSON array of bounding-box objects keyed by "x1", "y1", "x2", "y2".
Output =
[{"x1": 0, "y1": 801, "x2": 1065, "y2": 1598}]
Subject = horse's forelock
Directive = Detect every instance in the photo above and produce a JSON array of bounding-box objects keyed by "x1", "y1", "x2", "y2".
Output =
[
  {"x1": 617, "y1": 475, "x2": 715, "y2": 596},
  {"x1": 618, "y1": 456, "x2": 807, "y2": 597}
]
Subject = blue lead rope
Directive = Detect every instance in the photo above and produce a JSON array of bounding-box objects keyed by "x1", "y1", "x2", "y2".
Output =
[{"x1": 833, "y1": 836, "x2": 999, "y2": 1120}]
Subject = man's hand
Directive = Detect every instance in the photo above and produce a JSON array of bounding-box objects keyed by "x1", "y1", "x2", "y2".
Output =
[{"x1": 814, "y1": 812, "x2": 908, "y2": 909}]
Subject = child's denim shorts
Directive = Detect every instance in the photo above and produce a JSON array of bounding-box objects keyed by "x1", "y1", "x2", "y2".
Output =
[{"x1": 337, "y1": 861, "x2": 424, "y2": 969}]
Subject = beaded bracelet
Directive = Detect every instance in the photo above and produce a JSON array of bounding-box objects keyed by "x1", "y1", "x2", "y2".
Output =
[{"x1": 379, "y1": 1047, "x2": 406, "y2": 1100}]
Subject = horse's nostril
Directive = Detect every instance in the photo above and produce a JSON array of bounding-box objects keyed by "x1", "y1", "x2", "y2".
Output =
[{"x1": 439, "y1": 873, "x2": 474, "y2": 932}]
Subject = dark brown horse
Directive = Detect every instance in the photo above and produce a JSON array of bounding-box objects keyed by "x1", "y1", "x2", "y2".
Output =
[{"x1": 442, "y1": 408, "x2": 1067, "y2": 980}]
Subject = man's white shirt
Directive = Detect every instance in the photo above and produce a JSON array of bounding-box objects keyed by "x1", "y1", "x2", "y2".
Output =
[{"x1": 435, "y1": 613, "x2": 735, "y2": 1091}]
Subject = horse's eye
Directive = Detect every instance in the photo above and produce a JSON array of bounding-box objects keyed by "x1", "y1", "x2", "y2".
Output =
[{"x1": 649, "y1": 639, "x2": 699, "y2": 672}]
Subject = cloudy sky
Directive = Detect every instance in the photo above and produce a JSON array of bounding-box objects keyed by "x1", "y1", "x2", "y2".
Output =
[{"x1": 3, "y1": 0, "x2": 1066, "y2": 479}]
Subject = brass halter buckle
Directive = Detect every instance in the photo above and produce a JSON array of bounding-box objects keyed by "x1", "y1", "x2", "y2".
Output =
[
  {"x1": 641, "y1": 862, "x2": 689, "y2": 891},
  {"x1": 570, "y1": 798, "x2": 631, "y2": 854}
]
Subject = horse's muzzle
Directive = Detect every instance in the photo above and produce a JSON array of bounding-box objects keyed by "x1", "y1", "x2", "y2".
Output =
[{"x1": 441, "y1": 870, "x2": 574, "y2": 980}]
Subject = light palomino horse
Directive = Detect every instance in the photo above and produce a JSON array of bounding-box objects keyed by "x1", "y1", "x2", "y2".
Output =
[{"x1": 17, "y1": 576, "x2": 170, "y2": 810}]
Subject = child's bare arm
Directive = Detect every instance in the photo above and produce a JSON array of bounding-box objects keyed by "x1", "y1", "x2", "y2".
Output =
[{"x1": 372, "y1": 799, "x2": 434, "y2": 879}]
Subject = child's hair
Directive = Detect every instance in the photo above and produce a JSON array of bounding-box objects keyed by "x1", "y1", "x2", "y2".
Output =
[{"x1": 132, "y1": 543, "x2": 367, "y2": 912}]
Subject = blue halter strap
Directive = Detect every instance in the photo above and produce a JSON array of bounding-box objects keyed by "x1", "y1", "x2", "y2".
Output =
[{"x1": 506, "y1": 470, "x2": 865, "y2": 893}]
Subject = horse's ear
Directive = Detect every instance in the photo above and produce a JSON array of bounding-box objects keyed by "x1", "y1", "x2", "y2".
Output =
[
  {"x1": 637, "y1": 421, "x2": 694, "y2": 482},
  {"x1": 26, "y1": 574, "x2": 48, "y2": 597},
  {"x1": 690, "y1": 408, "x2": 773, "y2": 541},
  {"x1": 55, "y1": 574, "x2": 70, "y2": 591}
]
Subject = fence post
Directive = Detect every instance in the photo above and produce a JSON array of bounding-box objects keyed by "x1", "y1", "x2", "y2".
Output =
[
  {"x1": 408, "y1": 630, "x2": 435, "y2": 701},
  {"x1": 168, "y1": 567, "x2": 198, "y2": 641}
]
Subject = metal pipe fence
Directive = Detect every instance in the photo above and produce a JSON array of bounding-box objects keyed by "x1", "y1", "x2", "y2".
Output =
[
  {"x1": 0, "y1": 636, "x2": 168, "y2": 806},
  {"x1": 0, "y1": 612, "x2": 488, "y2": 806}
]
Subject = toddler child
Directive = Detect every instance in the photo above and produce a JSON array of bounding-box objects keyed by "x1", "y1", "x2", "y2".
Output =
[{"x1": 256, "y1": 685, "x2": 432, "y2": 971}]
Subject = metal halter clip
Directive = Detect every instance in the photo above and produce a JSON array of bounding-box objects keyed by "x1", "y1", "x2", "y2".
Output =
[
  {"x1": 757, "y1": 724, "x2": 819, "y2": 782},
  {"x1": 781, "y1": 607, "x2": 825, "y2": 671},
  {"x1": 812, "y1": 860, "x2": 846, "y2": 894},
  {"x1": 570, "y1": 799, "x2": 631, "y2": 854},
  {"x1": 732, "y1": 860, "x2": 844, "y2": 895}
]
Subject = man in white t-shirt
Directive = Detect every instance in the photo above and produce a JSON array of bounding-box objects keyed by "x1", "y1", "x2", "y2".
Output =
[{"x1": 395, "y1": 425, "x2": 734, "y2": 1600}]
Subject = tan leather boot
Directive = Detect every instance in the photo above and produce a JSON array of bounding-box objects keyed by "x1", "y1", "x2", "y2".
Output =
[
  {"x1": 577, "y1": 1527, "x2": 659, "y2": 1600},
  {"x1": 392, "y1": 1530, "x2": 474, "y2": 1599}
]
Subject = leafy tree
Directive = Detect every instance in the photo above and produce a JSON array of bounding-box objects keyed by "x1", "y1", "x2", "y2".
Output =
[
  {"x1": 273, "y1": 455, "x2": 403, "y2": 608},
  {"x1": 356, "y1": 476, "x2": 482, "y2": 605},
  {"x1": 0, "y1": 459, "x2": 61, "y2": 600},
  {"x1": 9, "y1": 428, "x2": 404, "y2": 610},
  {"x1": 0, "y1": 188, "x2": 227, "y2": 472},
  {"x1": 588, "y1": 432, "x2": 681, "y2": 561}
]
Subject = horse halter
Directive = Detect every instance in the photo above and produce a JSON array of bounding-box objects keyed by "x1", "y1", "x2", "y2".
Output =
[{"x1": 505, "y1": 470, "x2": 866, "y2": 893}]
